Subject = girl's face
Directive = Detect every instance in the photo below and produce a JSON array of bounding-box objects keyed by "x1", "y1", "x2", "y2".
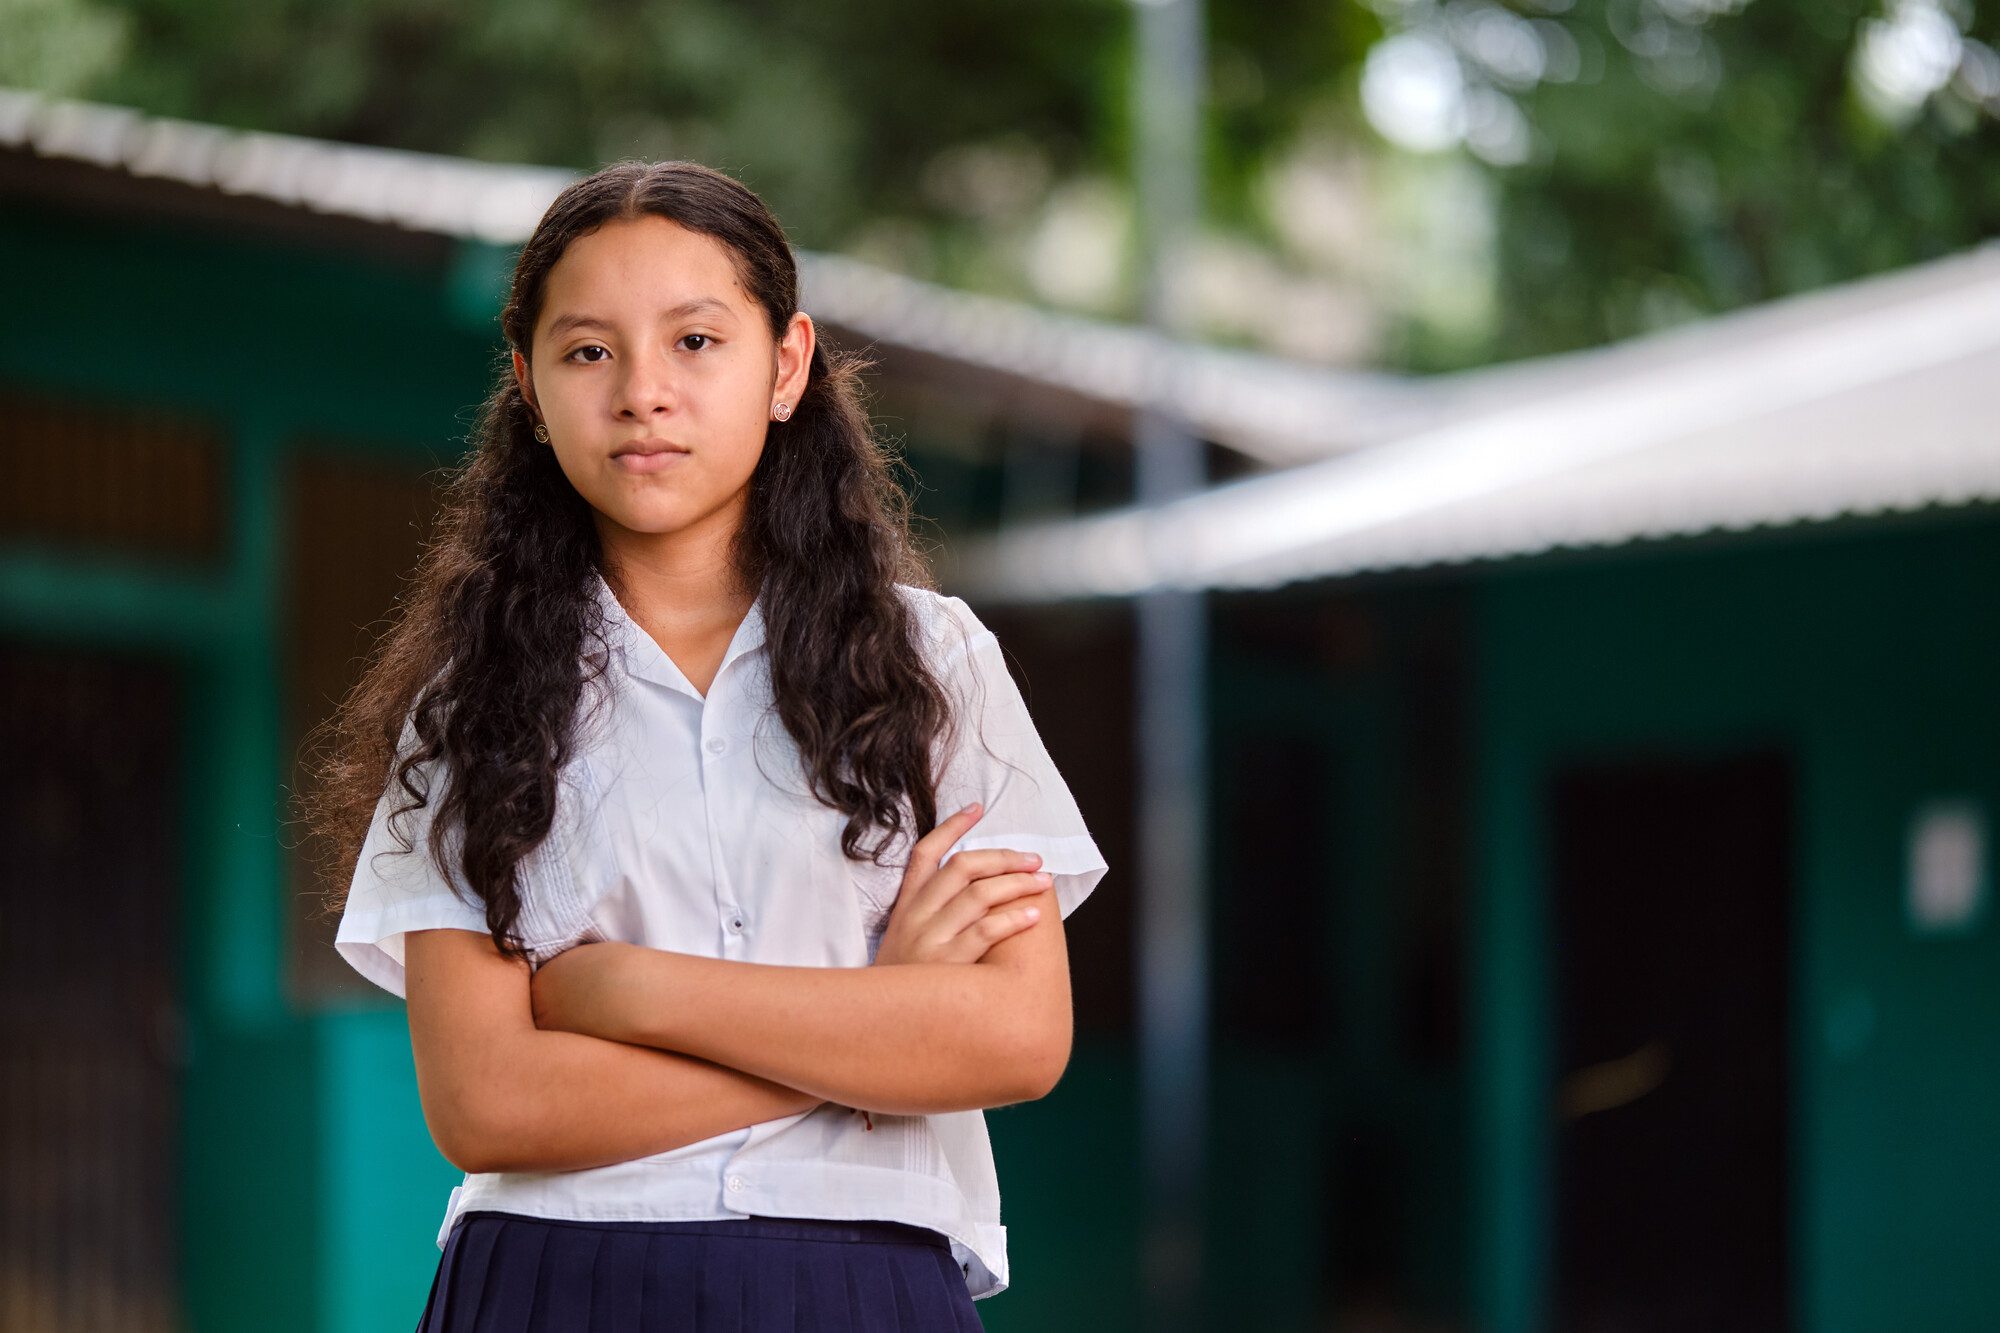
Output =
[{"x1": 514, "y1": 214, "x2": 812, "y2": 561}]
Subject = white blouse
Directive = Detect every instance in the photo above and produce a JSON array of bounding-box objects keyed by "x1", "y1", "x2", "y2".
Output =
[{"x1": 334, "y1": 571, "x2": 1107, "y2": 1301}]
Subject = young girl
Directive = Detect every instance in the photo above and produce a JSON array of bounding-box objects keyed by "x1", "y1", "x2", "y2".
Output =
[{"x1": 303, "y1": 160, "x2": 1107, "y2": 1330}]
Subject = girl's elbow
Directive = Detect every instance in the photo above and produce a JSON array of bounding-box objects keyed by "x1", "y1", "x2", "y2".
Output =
[
  {"x1": 427, "y1": 1109, "x2": 488, "y2": 1173},
  {"x1": 1004, "y1": 1024, "x2": 1072, "y2": 1103},
  {"x1": 427, "y1": 1098, "x2": 505, "y2": 1174},
  {"x1": 1030, "y1": 1036, "x2": 1073, "y2": 1100},
  {"x1": 424, "y1": 1080, "x2": 539, "y2": 1174},
  {"x1": 439, "y1": 1137, "x2": 501, "y2": 1176}
]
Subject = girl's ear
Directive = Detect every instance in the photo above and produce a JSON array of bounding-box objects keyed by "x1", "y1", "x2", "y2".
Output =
[
  {"x1": 511, "y1": 348, "x2": 537, "y2": 412},
  {"x1": 774, "y1": 313, "x2": 814, "y2": 412}
]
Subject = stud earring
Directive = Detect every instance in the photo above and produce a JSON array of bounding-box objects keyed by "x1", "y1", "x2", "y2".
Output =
[
  {"x1": 533, "y1": 423, "x2": 550, "y2": 442},
  {"x1": 772, "y1": 403, "x2": 792, "y2": 422}
]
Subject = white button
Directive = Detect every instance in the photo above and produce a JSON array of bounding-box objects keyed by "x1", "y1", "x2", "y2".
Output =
[
  {"x1": 706, "y1": 736, "x2": 726, "y2": 755},
  {"x1": 726, "y1": 1175, "x2": 745, "y2": 1192},
  {"x1": 726, "y1": 912, "x2": 745, "y2": 933}
]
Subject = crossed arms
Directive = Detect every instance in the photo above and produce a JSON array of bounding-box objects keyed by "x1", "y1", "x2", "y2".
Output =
[{"x1": 402, "y1": 817, "x2": 1071, "y2": 1175}]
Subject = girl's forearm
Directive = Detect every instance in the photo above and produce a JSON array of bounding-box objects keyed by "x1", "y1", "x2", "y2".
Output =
[
  {"x1": 602, "y1": 950, "x2": 1048, "y2": 1116},
  {"x1": 444, "y1": 1027, "x2": 822, "y2": 1175}
]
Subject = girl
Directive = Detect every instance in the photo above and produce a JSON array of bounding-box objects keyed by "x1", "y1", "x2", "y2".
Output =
[{"x1": 301, "y1": 160, "x2": 1107, "y2": 1330}]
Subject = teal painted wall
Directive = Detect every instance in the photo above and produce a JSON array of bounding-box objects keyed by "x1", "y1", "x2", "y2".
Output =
[
  {"x1": 312, "y1": 1008, "x2": 467, "y2": 1330},
  {"x1": 1470, "y1": 509, "x2": 2000, "y2": 1332}
]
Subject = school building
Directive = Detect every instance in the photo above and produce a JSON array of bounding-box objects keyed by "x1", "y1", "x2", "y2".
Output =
[{"x1": 4, "y1": 86, "x2": 1997, "y2": 1332}]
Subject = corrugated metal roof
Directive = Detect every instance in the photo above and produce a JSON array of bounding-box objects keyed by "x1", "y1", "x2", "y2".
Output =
[
  {"x1": 0, "y1": 87, "x2": 1435, "y2": 467},
  {"x1": 948, "y1": 240, "x2": 2000, "y2": 601},
  {"x1": 0, "y1": 87, "x2": 574, "y2": 243}
]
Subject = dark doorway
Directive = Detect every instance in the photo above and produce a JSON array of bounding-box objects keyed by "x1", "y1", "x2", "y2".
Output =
[
  {"x1": 1548, "y1": 749, "x2": 1792, "y2": 1333},
  {"x1": 0, "y1": 643, "x2": 183, "y2": 1331}
]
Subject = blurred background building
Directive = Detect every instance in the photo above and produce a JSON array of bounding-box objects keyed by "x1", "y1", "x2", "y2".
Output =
[{"x1": 3, "y1": 1, "x2": 2000, "y2": 1329}]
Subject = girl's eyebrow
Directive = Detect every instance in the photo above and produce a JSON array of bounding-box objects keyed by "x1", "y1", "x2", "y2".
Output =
[{"x1": 545, "y1": 298, "x2": 737, "y2": 340}]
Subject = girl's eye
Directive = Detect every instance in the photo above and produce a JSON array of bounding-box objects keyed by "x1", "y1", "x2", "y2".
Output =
[{"x1": 564, "y1": 336, "x2": 711, "y2": 361}]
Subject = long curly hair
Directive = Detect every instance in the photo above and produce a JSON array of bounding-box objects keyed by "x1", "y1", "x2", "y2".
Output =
[{"x1": 296, "y1": 160, "x2": 952, "y2": 963}]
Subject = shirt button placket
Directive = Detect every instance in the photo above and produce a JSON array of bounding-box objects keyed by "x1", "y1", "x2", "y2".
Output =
[
  {"x1": 702, "y1": 729, "x2": 747, "y2": 950},
  {"x1": 704, "y1": 728, "x2": 744, "y2": 944}
]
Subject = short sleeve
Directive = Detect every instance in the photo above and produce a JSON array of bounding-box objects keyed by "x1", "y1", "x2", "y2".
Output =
[
  {"x1": 928, "y1": 594, "x2": 1108, "y2": 921},
  {"x1": 333, "y1": 724, "x2": 490, "y2": 999}
]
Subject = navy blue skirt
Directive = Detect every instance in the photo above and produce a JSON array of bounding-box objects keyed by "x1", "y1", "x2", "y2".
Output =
[{"x1": 415, "y1": 1211, "x2": 985, "y2": 1332}]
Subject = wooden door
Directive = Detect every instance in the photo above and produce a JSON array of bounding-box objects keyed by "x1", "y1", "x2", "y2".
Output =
[{"x1": 1550, "y1": 749, "x2": 1793, "y2": 1332}]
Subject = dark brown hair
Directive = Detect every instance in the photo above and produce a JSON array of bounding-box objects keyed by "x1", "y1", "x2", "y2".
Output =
[{"x1": 296, "y1": 160, "x2": 951, "y2": 962}]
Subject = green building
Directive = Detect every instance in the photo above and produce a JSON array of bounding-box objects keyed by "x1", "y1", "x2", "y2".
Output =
[{"x1": 960, "y1": 241, "x2": 2000, "y2": 1331}]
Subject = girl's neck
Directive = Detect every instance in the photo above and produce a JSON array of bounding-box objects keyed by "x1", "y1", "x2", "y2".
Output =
[{"x1": 597, "y1": 511, "x2": 756, "y2": 634}]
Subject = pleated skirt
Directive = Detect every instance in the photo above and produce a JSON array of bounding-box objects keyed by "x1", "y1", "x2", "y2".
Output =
[{"x1": 415, "y1": 1211, "x2": 986, "y2": 1332}]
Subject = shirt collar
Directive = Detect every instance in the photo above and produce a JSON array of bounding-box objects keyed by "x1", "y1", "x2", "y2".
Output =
[{"x1": 593, "y1": 569, "x2": 768, "y2": 699}]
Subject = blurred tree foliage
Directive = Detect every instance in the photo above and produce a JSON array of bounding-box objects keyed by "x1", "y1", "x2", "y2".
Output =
[
  {"x1": 11, "y1": 0, "x2": 1135, "y2": 261},
  {"x1": 1480, "y1": 0, "x2": 2000, "y2": 363},
  {"x1": 8, "y1": 0, "x2": 1998, "y2": 372}
]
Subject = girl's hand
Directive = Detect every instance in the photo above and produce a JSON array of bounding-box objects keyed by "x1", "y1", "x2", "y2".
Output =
[
  {"x1": 530, "y1": 940, "x2": 643, "y2": 1042},
  {"x1": 873, "y1": 802, "x2": 1052, "y2": 967}
]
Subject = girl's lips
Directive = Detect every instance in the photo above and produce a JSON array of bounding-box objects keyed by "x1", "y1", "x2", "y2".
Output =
[{"x1": 613, "y1": 449, "x2": 689, "y2": 474}]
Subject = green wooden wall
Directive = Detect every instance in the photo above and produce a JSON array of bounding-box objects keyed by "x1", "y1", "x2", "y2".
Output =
[{"x1": 1470, "y1": 508, "x2": 2000, "y2": 1332}]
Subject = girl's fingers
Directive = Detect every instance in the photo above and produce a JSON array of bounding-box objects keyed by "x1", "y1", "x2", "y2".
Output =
[
  {"x1": 938, "y1": 847, "x2": 1041, "y2": 890},
  {"x1": 970, "y1": 905, "x2": 1042, "y2": 950},
  {"x1": 903, "y1": 802, "x2": 984, "y2": 890},
  {"x1": 930, "y1": 870, "x2": 1051, "y2": 938},
  {"x1": 901, "y1": 846, "x2": 1039, "y2": 919},
  {"x1": 925, "y1": 901, "x2": 1044, "y2": 965}
]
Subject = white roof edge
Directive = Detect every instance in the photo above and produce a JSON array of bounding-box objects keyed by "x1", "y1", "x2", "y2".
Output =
[
  {"x1": 949, "y1": 240, "x2": 2000, "y2": 602},
  {"x1": 1420, "y1": 238, "x2": 2000, "y2": 416},
  {"x1": 0, "y1": 86, "x2": 576, "y2": 245}
]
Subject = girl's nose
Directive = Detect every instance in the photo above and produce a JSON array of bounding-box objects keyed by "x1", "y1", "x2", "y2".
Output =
[{"x1": 614, "y1": 350, "x2": 678, "y2": 418}]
